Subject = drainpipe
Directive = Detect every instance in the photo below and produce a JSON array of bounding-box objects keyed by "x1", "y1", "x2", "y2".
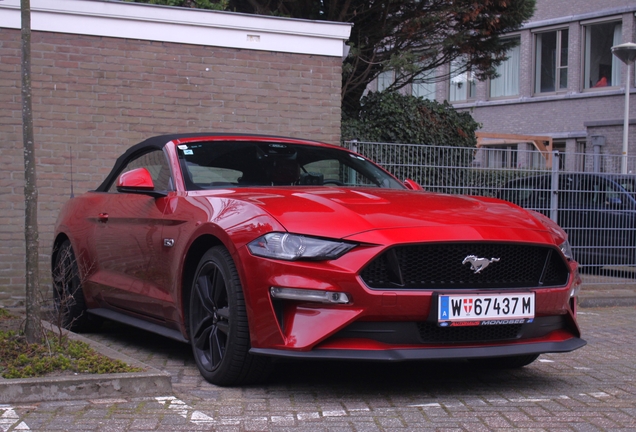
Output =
[{"x1": 590, "y1": 135, "x2": 605, "y2": 173}]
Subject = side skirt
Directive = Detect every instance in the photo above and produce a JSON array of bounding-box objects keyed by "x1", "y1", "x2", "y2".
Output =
[{"x1": 89, "y1": 308, "x2": 188, "y2": 344}]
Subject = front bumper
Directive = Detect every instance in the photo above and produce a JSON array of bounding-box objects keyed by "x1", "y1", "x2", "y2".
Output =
[{"x1": 236, "y1": 234, "x2": 584, "y2": 357}]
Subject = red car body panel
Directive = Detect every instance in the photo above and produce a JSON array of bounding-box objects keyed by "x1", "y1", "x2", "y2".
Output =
[{"x1": 53, "y1": 134, "x2": 584, "y2": 366}]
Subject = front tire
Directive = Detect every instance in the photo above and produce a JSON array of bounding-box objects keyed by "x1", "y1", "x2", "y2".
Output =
[{"x1": 189, "y1": 246, "x2": 270, "y2": 386}]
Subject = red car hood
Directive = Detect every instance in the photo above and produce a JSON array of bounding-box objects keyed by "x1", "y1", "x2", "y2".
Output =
[{"x1": 224, "y1": 188, "x2": 554, "y2": 242}]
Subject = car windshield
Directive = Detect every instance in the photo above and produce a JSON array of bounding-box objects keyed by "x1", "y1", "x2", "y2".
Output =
[{"x1": 177, "y1": 141, "x2": 405, "y2": 190}]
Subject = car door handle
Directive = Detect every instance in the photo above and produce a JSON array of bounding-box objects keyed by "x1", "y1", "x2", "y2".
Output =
[{"x1": 98, "y1": 213, "x2": 109, "y2": 223}]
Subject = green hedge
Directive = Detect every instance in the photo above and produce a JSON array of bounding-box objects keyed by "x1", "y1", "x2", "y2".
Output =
[{"x1": 342, "y1": 92, "x2": 480, "y2": 147}]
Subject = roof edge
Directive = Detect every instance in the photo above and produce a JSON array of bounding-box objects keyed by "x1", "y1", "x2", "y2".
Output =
[{"x1": 0, "y1": 0, "x2": 352, "y2": 57}]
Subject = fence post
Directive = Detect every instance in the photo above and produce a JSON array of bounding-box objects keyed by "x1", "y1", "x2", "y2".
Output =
[{"x1": 550, "y1": 151, "x2": 560, "y2": 223}]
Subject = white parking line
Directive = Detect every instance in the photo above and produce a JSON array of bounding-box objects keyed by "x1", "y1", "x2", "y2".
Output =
[
  {"x1": 0, "y1": 406, "x2": 30, "y2": 432},
  {"x1": 155, "y1": 396, "x2": 215, "y2": 424}
]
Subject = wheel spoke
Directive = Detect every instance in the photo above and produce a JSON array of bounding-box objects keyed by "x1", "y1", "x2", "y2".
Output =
[
  {"x1": 194, "y1": 272, "x2": 216, "y2": 316},
  {"x1": 193, "y1": 321, "x2": 213, "y2": 351},
  {"x1": 216, "y1": 321, "x2": 229, "y2": 337},
  {"x1": 211, "y1": 268, "x2": 226, "y2": 306},
  {"x1": 192, "y1": 312, "x2": 215, "y2": 338},
  {"x1": 216, "y1": 306, "x2": 230, "y2": 336},
  {"x1": 210, "y1": 327, "x2": 225, "y2": 367},
  {"x1": 216, "y1": 306, "x2": 230, "y2": 321}
]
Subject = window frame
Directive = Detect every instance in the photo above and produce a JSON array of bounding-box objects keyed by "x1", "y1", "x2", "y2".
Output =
[
  {"x1": 581, "y1": 18, "x2": 622, "y2": 91},
  {"x1": 484, "y1": 145, "x2": 518, "y2": 169},
  {"x1": 412, "y1": 69, "x2": 437, "y2": 101},
  {"x1": 533, "y1": 27, "x2": 569, "y2": 95},
  {"x1": 449, "y1": 57, "x2": 476, "y2": 102},
  {"x1": 376, "y1": 70, "x2": 395, "y2": 92},
  {"x1": 489, "y1": 36, "x2": 521, "y2": 99}
]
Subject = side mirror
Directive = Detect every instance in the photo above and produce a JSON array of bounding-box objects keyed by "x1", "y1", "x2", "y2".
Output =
[
  {"x1": 117, "y1": 168, "x2": 167, "y2": 198},
  {"x1": 403, "y1": 179, "x2": 424, "y2": 191}
]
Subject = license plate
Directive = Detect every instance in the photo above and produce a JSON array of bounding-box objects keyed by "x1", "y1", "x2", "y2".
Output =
[{"x1": 438, "y1": 293, "x2": 534, "y2": 326}]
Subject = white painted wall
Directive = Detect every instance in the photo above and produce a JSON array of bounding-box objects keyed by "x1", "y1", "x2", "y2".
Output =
[{"x1": 0, "y1": 0, "x2": 351, "y2": 57}]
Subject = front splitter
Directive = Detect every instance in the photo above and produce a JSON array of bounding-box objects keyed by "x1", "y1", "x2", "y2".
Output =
[{"x1": 250, "y1": 337, "x2": 586, "y2": 361}]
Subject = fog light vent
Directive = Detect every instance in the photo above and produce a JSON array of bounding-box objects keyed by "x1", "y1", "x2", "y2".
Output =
[{"x1": 270, "y1": 287, "x2": 350, "y2": 304}]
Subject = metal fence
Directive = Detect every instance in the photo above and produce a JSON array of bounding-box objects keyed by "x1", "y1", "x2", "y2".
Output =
[{"x1": 343, "y1": 141, "x2": 636, "y2": 285}]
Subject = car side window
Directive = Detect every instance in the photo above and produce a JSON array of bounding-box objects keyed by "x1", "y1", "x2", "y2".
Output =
[
  {"x1": 571, "y1": 176, "x2": 600, "y2": 208},
  {"x1": 107, "y1": 150, "x2": 172, "y2": 193},
  {"x1": 573, "y1": 177, "x2": 622, "y2": 208},
  {"x1": 558, "y1": 175, "x2": 578, "y2": 208},
  {"x1": 602, "y1": 181, "x2": 624, "y2": 207}
]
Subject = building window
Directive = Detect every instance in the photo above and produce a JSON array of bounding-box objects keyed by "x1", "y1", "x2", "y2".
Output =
[
  {"x1": 490, "y1": 39, "x2": 520, "y2": 98},
  {"x1": 531, "y1": 149, "x2": 551, "y2": 169},
  {"x1": 535, "y1": 29, "x2": 568, "y2": 93},
  {"x1": 485, "y1": 146, "x2": 517, "y2": 168},
  {"x1": 449, "y1": 58, "x2": 476, "y2": 102},
  {"x1": 553, "y1": 142, "x2": 566, "y2": 170},
  {"x1": 377, "y1": 70, "x2": 394, "y2": 92},
  {"x1": 412, "y1": 69, "x2": 436, "y2": 100},
  {"x1": 584, "y1": 21, "x2": 622, "y2": 89},
  {"x1": 575, "y1": 141, "x2": 586, "y2": 172}
]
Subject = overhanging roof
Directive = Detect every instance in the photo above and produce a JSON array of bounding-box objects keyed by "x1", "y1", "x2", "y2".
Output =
[{"x1": 0, "y1": 0, "x2": 352, "y2": 57}]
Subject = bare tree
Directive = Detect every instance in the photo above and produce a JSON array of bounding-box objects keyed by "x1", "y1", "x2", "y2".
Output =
[{"x1": 21, "y1": 0, "x2": 42, "y2": 343}]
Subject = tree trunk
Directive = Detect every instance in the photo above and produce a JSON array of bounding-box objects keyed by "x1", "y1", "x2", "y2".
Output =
[{"x1": 21, "y1": 0, "x2": 42, "y2": 343}]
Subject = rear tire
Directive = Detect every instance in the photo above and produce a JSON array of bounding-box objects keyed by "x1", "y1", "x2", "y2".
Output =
[
  {"x1": 469, "y1": 354, "x2": 539, "y2": 369},
  {"x1": 189, "y1": 246, "x2": 270, "y2": 386},
  {"x1": 52, "y1": 240, "x2": 101, "y2": 332}
]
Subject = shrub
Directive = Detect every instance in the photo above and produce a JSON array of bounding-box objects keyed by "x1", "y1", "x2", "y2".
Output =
[{"x1": 342, "y1": 91, "x2": 480, "y2": 147}]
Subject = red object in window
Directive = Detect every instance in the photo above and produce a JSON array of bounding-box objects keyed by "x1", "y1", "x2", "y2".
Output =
[{"x1": 593, "y1": 76, "x2": 608, "y2": 87}]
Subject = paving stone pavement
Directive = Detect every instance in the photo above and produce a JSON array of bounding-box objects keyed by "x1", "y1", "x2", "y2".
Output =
[{"x1": 1, "y1": 306, "x2": 635, "y2": 431}]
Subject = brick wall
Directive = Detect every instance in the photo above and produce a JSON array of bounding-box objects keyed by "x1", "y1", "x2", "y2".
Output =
[
  {"x1": 0, "y1": 29, "x2": 343, "y2": 304},
  {"x1": 532, "y1": 0, "x2": 636, "y2": 22}
]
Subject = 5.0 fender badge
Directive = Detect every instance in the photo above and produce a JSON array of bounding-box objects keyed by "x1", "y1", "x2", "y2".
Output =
[{"x1": 462, "y1": 255, "x2": 500, "y2": 274}]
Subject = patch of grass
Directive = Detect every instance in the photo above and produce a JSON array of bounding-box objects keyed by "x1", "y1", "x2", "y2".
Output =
[{"x1": 0, "y1": 309, "x2": 142, "y2": 379}]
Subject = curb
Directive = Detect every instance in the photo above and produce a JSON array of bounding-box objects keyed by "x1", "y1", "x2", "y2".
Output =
[
  {"x1": 578, "y1": 284, "x2": 636, "y2": 308},
  {"x1": 0, "y1": 321, "x2": 172, "y2": 404},
  {"x1": 579, "y1": 296, "x2": 636, "y2": 308}
]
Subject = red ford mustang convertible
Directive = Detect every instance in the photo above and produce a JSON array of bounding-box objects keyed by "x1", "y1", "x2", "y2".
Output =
[{"x1": 52, "y1": 133, "x2": 585, "y2": 385}]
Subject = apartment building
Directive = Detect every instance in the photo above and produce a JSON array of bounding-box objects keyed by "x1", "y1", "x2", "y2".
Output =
[{"x1": 374, "y1": 0, "x2": 636, "y2": 172}]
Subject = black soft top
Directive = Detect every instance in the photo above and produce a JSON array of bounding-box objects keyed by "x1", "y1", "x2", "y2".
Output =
[{"x1": 95, "y1": 133, "x2": 316, "y2": 192}]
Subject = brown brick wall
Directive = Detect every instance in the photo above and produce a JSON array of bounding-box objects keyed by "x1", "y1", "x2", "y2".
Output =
[{"x1": 0, "y1": 29, "x2": 343, "y2": 304}]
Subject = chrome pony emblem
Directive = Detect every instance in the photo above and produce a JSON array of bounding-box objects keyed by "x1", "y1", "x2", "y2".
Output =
[{"x1": 462, "y1": 255, "x2": 500, "y2": 274}]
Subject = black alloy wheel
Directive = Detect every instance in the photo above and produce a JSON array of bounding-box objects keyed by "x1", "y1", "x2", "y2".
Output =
[{"x1": 189, "y1": 246, "x2": 270, "y2": 386}]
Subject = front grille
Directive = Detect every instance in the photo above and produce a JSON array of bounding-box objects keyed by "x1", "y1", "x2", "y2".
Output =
[
  {"x1": 360, "y1": 242, "x2": 569, "y2": 289},
  {"x1": 417, "y1": 322, "x2": 522, "y2": 343}
]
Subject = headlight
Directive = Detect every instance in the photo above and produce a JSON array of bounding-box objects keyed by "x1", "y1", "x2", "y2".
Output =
[
  {"x1": 247, "y1": 233, "x2": 356, "y2": 261},
  {"x1": 559, "y1": 240, "x2": 574, "y2": 260}
]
